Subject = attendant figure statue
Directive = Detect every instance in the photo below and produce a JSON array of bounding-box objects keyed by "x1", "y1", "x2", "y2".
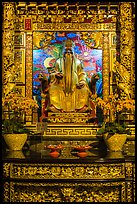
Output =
[{"x1": 38, "y1": 73, "x2": 49, "y2": 122}]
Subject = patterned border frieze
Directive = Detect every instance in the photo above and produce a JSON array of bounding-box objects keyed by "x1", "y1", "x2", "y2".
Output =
[
  {"x1": 3, "y1": 163, "x2": 11, "y2": 177},
  {"x1": 3, "y1": 182, "x2": 10, "y2": 202},
  {"x1": 125, "y1": 162, "x2": 133, "y2": 178},
  {"x1": 6, "y1": 163, "x2": 125, "y2": 180},
  {"x1": 103, "y1": 32, "x2": 110, "y2": 99},
  {"x1": 36, "y1": 23, "x2": 116, "y2": 31},
  {"x1": 126, "y1": 181, "x2": 133, "y2": 202},
  {"x1": 25, "y1": 32, "x2": 33, "y2": 122},
  {"x1": 43, "y1": 125, "x2": 99, "y2": 137}
]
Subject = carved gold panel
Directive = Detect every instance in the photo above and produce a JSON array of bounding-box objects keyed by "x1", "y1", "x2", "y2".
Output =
[
  {"x1": 36, "y1": 22, "x2": 116, "y2": 31},
  {"x1": 3, "y1": 162, "x2": 125, "y2": 180},
  {"x1": 3, "y1": 182, "x2": 10, "y2": 203},
  {"x1": 14, "y1": 32, "x2": 26, "y2": 47},
  {"x1": 102, "y1": 32, "x2": 110, "y2": 100},
  {"x1": 14, "y1": 48, "x2": 25, "y2": 84},
  {"x1": 14, "y1": 86, "x2": 25, "y2": 96},
  {"x1": 118, "y1": 2, "x2": 133, "y2": 99},
  {"x1": 4, "y1": 181, "x2": 126, "y2": 202},
  {"x1": 25, "y1": 32, "x2": 33, "y2": 122},
  {"x1": 126, "y1": 181, "x2": 133, "y2": 202},
  {"x1": 2, "y1": 2, "x2": 15, "y2": 97}
]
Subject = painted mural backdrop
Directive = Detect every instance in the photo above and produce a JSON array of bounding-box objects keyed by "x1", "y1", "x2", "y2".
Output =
[{"x1": 33, "y1": 32, "x2": 102, "y2": 112}]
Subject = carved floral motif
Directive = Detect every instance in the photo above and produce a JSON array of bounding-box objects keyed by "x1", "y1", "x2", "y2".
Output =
[
  {"x1": 102, "y1": 32, "x2": 109, "y2": 100},
  {"x1": 118, "y1": 3, "x2": 133, "y2": 99},
  {"x1": 2, "y1": 3, "x2": 15, "y2": 97},
  {"x1": 8, "y1": 181, "x2": 126, "y2": 202},
  {"x1": 5, "y1": 163, "x2": 125, "y2": 180}
]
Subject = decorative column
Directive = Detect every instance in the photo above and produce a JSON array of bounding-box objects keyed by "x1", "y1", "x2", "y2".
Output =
[
  {"x1": 102, "y1": 32, "x2": 110, "y2": 121},
  {"x1": 2, "y1": 2, "x2": 15, "y2": 97},
  {"x1": 119, "y1": 2, "x2": 133, "y2": 99},
  {"x1": 25, "y1": 31, "x2": 33, "y2": 123},
  {"x1": 102, "y1": 32, "x2": 110, "y2": 100},
  {"x1": 119, "y1": 3, "x2": 134, "y2": 123},
  {"x1": 120, "y1": 2, "x2": 132, "y2": 71}
]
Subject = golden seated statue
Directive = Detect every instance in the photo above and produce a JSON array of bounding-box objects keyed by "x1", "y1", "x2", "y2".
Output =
[{"x1": 39, "y1": 40, "x2": 97, "y2": 123}]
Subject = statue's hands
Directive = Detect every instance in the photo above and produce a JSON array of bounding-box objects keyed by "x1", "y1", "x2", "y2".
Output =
[
  {"x1": 76, "y1": 81, "x2": 85, "y2": 89},
  {"x1": 55, "y1": 72, "x2": 63, "y2": 79}
]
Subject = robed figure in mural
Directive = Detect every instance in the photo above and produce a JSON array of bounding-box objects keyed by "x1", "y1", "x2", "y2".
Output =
[{"x1": 39, "y1": 39, "x2": 97, "y2": 121}]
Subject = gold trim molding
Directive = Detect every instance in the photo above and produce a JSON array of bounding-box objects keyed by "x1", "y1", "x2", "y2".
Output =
[{"x1": 36, "y1": 23, "x2": 116, "y2": 31}]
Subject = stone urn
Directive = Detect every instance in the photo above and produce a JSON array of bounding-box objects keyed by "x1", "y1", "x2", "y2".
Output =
[
  {"x1": 103, "y1": 133, "x2": 127, "y2": 152},
  {"x1": 6, "y1": 150, "x2": 25, "y2": 159},
  {"x1": 3, "y1": 133, "x2": 27, "y2": 151}
]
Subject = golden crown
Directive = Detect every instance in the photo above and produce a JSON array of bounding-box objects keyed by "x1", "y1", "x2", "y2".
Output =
[{"x1": 65, "y1": 39, "x2": 73, "y2": 49}]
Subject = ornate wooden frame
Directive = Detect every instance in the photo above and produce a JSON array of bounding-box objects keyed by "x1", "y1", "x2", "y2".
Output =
[{"x1": 2, "y1": 2, "x2": 134, "y2": 123}]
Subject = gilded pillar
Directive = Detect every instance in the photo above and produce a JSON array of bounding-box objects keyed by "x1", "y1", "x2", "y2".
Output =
[
  {"x1": 102, "y1": 32, "x2": 110, "y2": 121},
  {"x1": 102, "y1": 32, "x2": 110, "y2": 100},
  {"x1": 2, "y1": 2, "x2": 15, "y2": 97},
  {"x1": 25, "y1": 32, "x2": 33, "y2": 123},
  {"x1": 119, "y1": 2, "x2": 133, "y2": 99},
  {"x1": 131, "y1": 7, "x2": 135, "y2": 99}
]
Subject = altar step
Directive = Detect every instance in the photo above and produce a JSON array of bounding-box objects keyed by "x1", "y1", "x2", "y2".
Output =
[
  {"x1": 24, "y1": 123, "x2": 100, "y2": 151},
  {"x1": 43, "y1": 123, "x2": 99, "y2": 140},
  {"x1": 45, "y1": 113, "x2": 98, "y2": 123},
  {"x1": 24, "y1": 123, "x2": 135, "y2": 153}
]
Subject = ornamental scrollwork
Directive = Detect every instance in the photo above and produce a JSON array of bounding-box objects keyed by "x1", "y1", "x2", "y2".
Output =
[
  {"x1": 2, "y1": 63, "x2": 16, "y2": 97},
  {"x1": 2, "y1": 3, "x2": 16, "y2": 97},
  {"x1": 10, "y1": 163, "x2": 125, "y2": 180},
  {"x1": 80, "y1": 32, "x2": 103, "y2": 49},
  {"x1": 3, "y1": 182, "x2": 10, "y2": 202},
  {"x1": 102, "y1": 32, "x2": 109, "y2": 102},
  {"x1": 9, "y1": 181, "x2": 126, "y2": 202},
  {"x1": 126, "y1": 182, "x2": 133, "y2": 202},
  {"x1": 14, "y1": 50, "x2": 25, "y2": 83},
  {"x1": 125, "y1": 162, "x2": 133, "y2": 178},
  {"x1": 36, "y1": 22, "x2": 116, "y2": 31},
  {"x1": 25, "y1": 33, "x2": 33, "y2": 122},
  {"x1": 15, "y1": 2, "x2": 119, "y2": 24},
  {"x1": 113, "y1": 61, "x2": 131, "y2": 99},
  {"x1": 3, "y1": 163, "x2": 10, "y2": 177},
  {"x1": 118, "y1": 3, "x2": 133, "y2": 99},
  {"x1": 33, "y1": 31, "x2": 54, "y2": 49}
]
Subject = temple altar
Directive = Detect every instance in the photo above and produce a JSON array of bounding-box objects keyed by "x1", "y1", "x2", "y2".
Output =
[
  {"x1": 2, "y1": 2, "x2": 135, "y2": 203},
  {"x1": 2, "y1": 138, "x2": 135, "y2": 202}
]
